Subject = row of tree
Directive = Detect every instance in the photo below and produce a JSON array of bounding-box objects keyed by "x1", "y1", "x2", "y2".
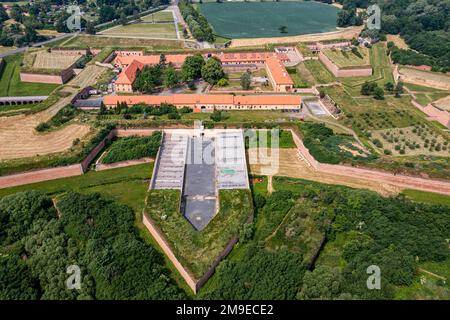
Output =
[{"x1": 179, "y1": 0, "x2": 214, "y2": 42}]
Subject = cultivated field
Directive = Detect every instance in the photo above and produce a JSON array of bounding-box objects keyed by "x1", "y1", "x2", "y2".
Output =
[
  {"x1": 99, "y1": 23, "x2": 178, "y2": 39},
  {"x1": 322, "y1": 47, "x2": 370, "y2": 68}
]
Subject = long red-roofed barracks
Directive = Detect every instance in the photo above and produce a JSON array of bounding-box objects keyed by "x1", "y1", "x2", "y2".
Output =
[
  {"x1": 103, "y1": 94, "x2": 301, "y2": 112},
  {"x1": 113, "y1": 51, "x2": 294, "y2": 93}
]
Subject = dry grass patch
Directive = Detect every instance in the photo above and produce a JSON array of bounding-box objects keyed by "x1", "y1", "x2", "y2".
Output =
[
  {"x1": 386, "y1": 34, "x2": 409, "y2": 49},
  {"x1": 399, "y1": 67, "x2": 450, "y2": 91}
]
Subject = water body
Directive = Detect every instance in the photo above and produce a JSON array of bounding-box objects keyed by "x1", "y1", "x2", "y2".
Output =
[{"x1": 200, "y1": 1, "x2": 339, "y2": 39}]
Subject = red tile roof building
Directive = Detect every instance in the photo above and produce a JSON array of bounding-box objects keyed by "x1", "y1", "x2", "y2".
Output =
[
  {"x1": 113, "y1": 51, "x2": 293, "y2": 93},
  {"x1": 103, "y1": 94, "x2": 301, "y2": 111}
]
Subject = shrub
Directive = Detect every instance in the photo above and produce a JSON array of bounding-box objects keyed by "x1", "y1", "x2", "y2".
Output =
[{"x1": 102, "y1": 132, "x2": 162, "y2": 164}]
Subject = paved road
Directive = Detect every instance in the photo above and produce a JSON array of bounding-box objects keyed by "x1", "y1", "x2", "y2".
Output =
[{"x1": 0, "y1": 33, "x2": 77, "y2": 59}]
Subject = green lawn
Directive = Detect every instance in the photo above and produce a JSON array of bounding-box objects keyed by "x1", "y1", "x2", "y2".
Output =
[
  {"x1": 322, "y1": 47, "x2": 370, "y2": 68},
  {"x1": 286, "y1": 67, "x2": 311, "y2": 88},
  {"x1": 182, "y1": 110, "x2": 292, "y2": 123},
  {"x1": 402, "y1": 189, "x2": 450, "y2": 206},
  {"x1": 0, "y1": 54, "x2": 59, "y2": 97},
  {"x1": 245, "y1": 129, "x2": 296, "y2": 149},
  {"x1": 404, "y1": 82, "x2": 448, "y2": 93},
  {"x1": 100, "y1": 23, "x2": 177, "y2": 39}
]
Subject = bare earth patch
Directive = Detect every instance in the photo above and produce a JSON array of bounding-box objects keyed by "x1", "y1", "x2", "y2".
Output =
[{"x1": 249, "y1": 148, "x2": 400, "y2": 196}]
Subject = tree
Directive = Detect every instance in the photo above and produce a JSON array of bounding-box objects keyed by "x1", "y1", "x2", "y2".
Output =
[
  {"x1": 361, "y1": 81, "x2": 377, "y2": 95},
  {"x1": 0, "y1": 5, "x2": 9, "y2": 24},
  {"x1": 133, "y1": 65, "x2": 163, "y2": 93},
  {"x1": 181, "y1": 54, "x2": 205, "y2": 81},
  {"x1": 86, "y1": 21, "x2": 96, "y2": 35},
  {"x1": 164, "y1": 66, "x2": 180, "y2": 88},
  {"x1": 384, "y1": 82, "x2": 394, "y2": 92},
  {"x1": 373, "y1": 86, "x2": 385, "y2": 100},
  {"x1": 394, "y1": 82, "x2": 404, "y2": 98},
  {"x1": 0, "y1": 256, "x2": 39, "y2": 300},
  {"x1": 240, "y1": 71, "x2": 251, "y2": 90},
  {"x1": 119, "y1": 13, "x2": 127, "y2": 26},
  {"x1": 201, "y1": 57, "x2": 225, "y2": 85},
  {"x1": 297, "y1": 266, "x2": 347, "y2": 300}
]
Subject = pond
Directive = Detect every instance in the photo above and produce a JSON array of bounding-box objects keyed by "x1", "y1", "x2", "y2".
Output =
[{"x1": 199, "y1": 1, "x2": 340, "y2": 39}]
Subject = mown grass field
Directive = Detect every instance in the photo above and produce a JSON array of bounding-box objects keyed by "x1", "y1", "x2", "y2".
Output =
[
  {"x1": 100, "y1": 23, "x2": 178, "y2": 39},
  {"x1": 0, "y1": 54, "x2": 59, "y2": 96}
]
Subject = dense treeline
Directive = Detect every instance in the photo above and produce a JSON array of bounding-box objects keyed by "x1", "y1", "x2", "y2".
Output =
[
  {"x1": 204, "y1": 178, "x2": 450, "y2": 299},
  {"x1": 102, "y1": 132, "x2": 162, "y2": 164},
  {"x1": 0, "y1": 191, "x2": 185, "y2": 300},
  {"x1": 179, "y1": 0, "x2": 214, "y2": 42},
  {"x1": 339, "y1": 0, "x2": 450, "y2": 71}
]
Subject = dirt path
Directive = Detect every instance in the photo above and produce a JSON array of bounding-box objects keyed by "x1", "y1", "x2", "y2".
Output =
[
  {"x1": 0, "y1": 65, "x2": 107, "y2": 160},
  {"x1": 230, "y1": 26, "x2": 363, "y2": 48},
  {"x1": 267, "y1": 175, "x2": 274, "y2": 194},
  {"x1": 250, "y1": 148, "x2": 401, "y2": 196}
]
